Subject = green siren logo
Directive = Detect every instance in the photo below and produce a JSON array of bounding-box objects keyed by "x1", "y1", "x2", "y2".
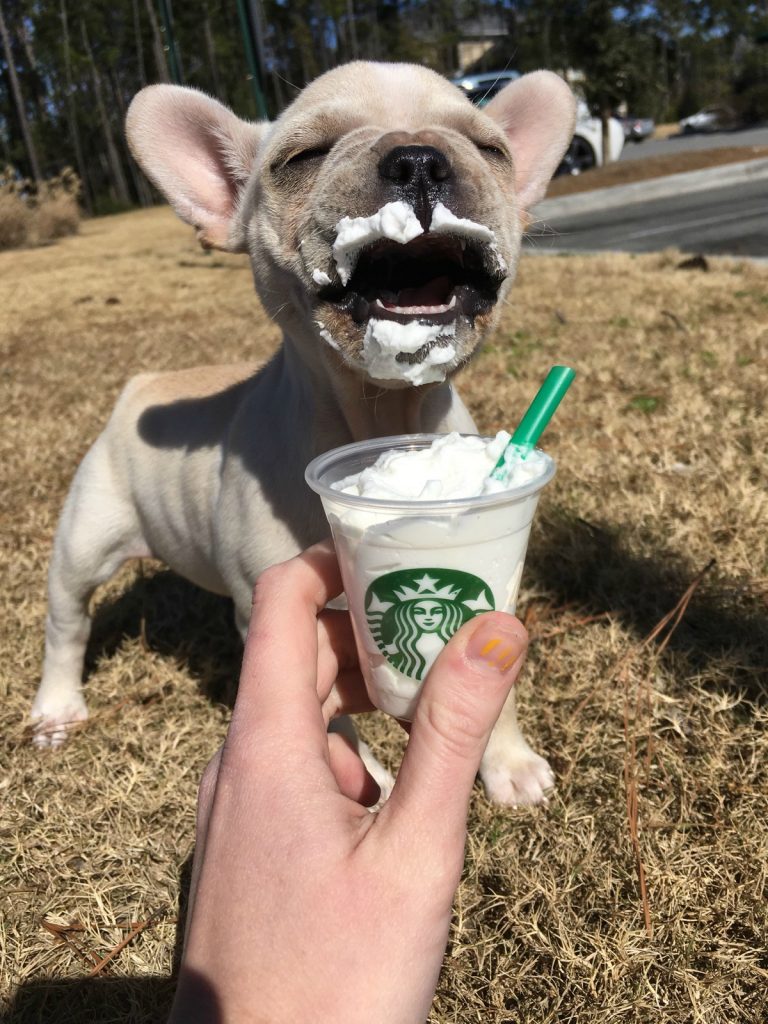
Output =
[{"x1": 365, "y1": 569, "x2": 495, "y2": 682}]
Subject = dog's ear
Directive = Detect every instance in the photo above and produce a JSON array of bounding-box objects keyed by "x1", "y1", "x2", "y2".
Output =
[
  {"x1": 126, "y1": 85, "x2": 268, "y2": 251},
  {"x1": 483, "y1": 71, "x2": 577, "y2": 212}
]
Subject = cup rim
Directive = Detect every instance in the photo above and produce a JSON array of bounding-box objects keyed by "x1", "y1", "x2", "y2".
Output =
[{"x1": 305, "y1": 433, "x2": 556, "y2": 512}]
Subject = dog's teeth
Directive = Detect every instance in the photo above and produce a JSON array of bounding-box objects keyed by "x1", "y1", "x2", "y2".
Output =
[{"x1": 373, "y1": 294, "x2": 457, "y2": 316}]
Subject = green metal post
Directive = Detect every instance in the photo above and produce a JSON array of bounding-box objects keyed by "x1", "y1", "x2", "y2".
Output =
[
  {"x1": 157, "y1": 0, "x2": 182, "y2": 84},
  {"x1": 236, "y1": 0, "x2": 269, "y2": 119}
]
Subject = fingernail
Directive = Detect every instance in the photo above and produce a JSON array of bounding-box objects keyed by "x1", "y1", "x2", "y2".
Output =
[{"x1": 466, "y1": 618, "x2": 526, "y2": 676}]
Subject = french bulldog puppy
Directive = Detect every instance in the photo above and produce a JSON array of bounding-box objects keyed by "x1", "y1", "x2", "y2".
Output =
[{"x1": 31, "y1": 62, "x2": 575, "y2": 805}]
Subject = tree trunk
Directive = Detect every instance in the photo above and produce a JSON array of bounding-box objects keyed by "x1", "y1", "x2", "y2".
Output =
[
  {"x1": 98, "y1": 149, "x2": 117, "y2": 202},
  {"x1": 132, "y1": 0, "x2": 146, "y2": 85},
  {"x1": 0, "y1": 2, "x2": 42, "y2": 181},
  {"x1": 203, "y1": 5, "x2": 223, "y2": 99},
  {"x1": 143, "y1": 0, "x2": 170, "y2": 83},
  {"x1": 108, "y1": 68, "x2": 154, "y2": 207},
  {"x1": 346, "y1": 0, "x2": 358, "y2": 60},
  {"x1": 271, "y1": 21, "x2": 288, "y2": 111},
  {"x1": 60, "y1": 0, "x2": 93, "y2": 214},
  {"x1": 18, "y1": 14, "x2": 49, "y2": 127},
  {"x1": 81, "y1": 21, "x2": 132, "y2": 205},
  {"x1": 601, "y1": 107, "x2": 613, "y2": 166}
]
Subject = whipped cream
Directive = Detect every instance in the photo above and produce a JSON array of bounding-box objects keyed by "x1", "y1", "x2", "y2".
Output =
[
  {"x1": 332, "y1": 201, "x2": 423, "y2": 285},
  {"x1": 430, "y1": 202, "x2": 495, "y2": 243},
  {"x1": 332, "y1": 431, "x2": 547, "y2": 501},
  {"x1": 330, "y1": 200, "x2": 505, "y2": 286},
  {"x1": 361, "y1": 319, "x2": 457, "y2": 386}
]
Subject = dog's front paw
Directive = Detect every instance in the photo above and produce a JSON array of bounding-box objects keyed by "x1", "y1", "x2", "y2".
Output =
[
  {"x1": 357, "y1": 740, "x2": 396, "y2": 810},
  {"x1": 29, "y1": 693, "x2": 88, "y2": 749},
  {"x1": 480, "y1": 746, "x2": 554, "y2": 807}
]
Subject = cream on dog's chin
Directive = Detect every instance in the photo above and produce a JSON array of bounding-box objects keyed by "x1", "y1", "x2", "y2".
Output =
[{"x1": 31, "y1": 62, "x2": 575, "y2": 808}]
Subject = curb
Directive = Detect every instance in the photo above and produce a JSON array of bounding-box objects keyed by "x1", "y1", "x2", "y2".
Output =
[
  {"x1": 521, "y1": 247, "x2": 768, "y2": 266},
  {"x1": 533, "y1": 157, "x2": 768, "y2": 221}
]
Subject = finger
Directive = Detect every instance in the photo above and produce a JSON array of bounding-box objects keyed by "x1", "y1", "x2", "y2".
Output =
[
  {"x1": 317, "y1": 610, "x2": 375, "y2": 721},
  {"x1": 185, "y1": 747, "x2": 223, "y2": 941},
  {"x1": 321, "y1": 669, "x2": 376, "y2": 725},
  {"x1": 230, "y1": 541, "x2": 342, "y2": 751},
  {"x1": 327, "y1": 733, "x2": 381, "y2": 806},
  {"x1": 316, "y1": 609, "x2": 361, "y2": 702},
  {"x1": 379, "y1": 612, "x2": 528, "y2": 845}
]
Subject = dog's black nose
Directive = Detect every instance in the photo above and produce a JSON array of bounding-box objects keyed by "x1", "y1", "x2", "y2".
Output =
[
  {"x1": 378, "y1": 145, "x2": 452, "y2": 229},
  {"x1": 378, "y1": 145, "x2": 452, "y2": 187}
]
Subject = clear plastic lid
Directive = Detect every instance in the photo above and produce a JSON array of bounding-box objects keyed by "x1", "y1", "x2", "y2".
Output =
[{"x1": 305, "y1": 434, "x2": 555, "y2": 514}]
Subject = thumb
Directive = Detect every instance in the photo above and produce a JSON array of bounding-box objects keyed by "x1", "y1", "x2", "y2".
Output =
[{"x1": 381, "y1": 612, "x2": 528, "y2": 843}]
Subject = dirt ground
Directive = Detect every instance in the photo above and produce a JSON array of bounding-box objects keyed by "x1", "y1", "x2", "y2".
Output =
[
  {"x1": 547, "y1": 144, "x2": 768, "y2": 196},
  {"x1": 1, "y1": 207, "x2": 767, "y2": 1023}
]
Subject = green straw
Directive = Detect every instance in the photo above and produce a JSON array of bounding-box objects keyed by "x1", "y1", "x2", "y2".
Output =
[{"x1": 490, "y1": 365, "x2": 576, "y2": 481}]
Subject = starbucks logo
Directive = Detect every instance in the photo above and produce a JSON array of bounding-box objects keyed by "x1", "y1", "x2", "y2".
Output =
[{"x1": 365, "y1": 569, "x2": 495, "y2": 682}]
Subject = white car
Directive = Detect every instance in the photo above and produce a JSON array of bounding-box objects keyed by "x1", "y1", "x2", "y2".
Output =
[
  {"x1": 557, "y1": 100, "x2": 625, "y2": 175},
  {"x1": 452, "y1": 74, "x2": 624, "y2": 174}
]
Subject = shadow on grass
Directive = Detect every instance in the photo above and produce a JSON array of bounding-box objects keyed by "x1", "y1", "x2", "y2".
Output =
[
  {"x1": 529, "y1": 511, "x2": 768, "y2": 705},
  {"x1": 78, "y1": 507, "x2": 768, "y2": 717},
  {"x1": 85, "y1": 567, "x2": 242, "y2": 708},
  {"x1": 6, "y1": 975, "x2": 176, "y2": 1024},
  {"x1": 6, "y1": 855, "x2": 195, "y2": 1024},
  {"x1": 82, "y1": 510, "x2": 767, "y2": 713},
  {"x1": 6, "y1": 969, "x2": 228, "y2": 1024}
]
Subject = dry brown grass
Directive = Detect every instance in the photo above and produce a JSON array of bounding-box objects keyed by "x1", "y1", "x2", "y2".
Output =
[
  {"x1": 33, "y1": 193, "x2": 81, "y2": 244},
  {"x1": 0, "y1": 167, "x2": 81, "y2": 251},
  {"x1": 652, "y1": 123, "x2": 680, "y2": 140},
  {"x1": 0, "y1": 193, "x2": 33, "y2": 250},
  {"x1": 2, "y1": 207, "x2": 767, "y2": 1023}
]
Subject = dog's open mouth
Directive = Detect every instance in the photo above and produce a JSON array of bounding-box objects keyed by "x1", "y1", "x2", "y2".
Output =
[{"x1": 318, "y1": 232, "x2": 505, "y2": 328}]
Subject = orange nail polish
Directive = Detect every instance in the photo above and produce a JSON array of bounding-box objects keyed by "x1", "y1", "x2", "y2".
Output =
[
  {"x1": 468, "y1": 622, "x2": 526, "y2": 674},
  {"x1": 479, "y1": 638, "x2": 501, "y2": 657}
]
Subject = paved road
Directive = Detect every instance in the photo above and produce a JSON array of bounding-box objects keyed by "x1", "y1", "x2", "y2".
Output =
[
  {"x1": 620, "y1": 124, "x2": 768, "y2": 162},
  {"x1": 525, "y1": 177, "x2": 768, "y2": 257}
]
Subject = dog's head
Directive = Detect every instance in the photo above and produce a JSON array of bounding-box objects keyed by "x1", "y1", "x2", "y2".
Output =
[{"x1": 127, "y1": 63, "x2": 575, "y2": 388}]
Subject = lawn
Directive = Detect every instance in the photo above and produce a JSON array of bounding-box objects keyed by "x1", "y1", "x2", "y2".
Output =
[{"x1": 1, "y1": 206, "x2": 767, "y2": 1023}]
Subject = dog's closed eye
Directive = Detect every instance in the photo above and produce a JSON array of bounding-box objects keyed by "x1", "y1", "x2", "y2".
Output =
[
  {"x1": 284, "y1": 147, "x2": 331, "y2": 167},
  {"x1": 474, "y1": 142, "x2": 508, "y2": 161}
]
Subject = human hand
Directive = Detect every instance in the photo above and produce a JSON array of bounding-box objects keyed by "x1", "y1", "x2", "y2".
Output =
[{"x1": 170, "y1": 541, "x2": 529, "y2": 1024}]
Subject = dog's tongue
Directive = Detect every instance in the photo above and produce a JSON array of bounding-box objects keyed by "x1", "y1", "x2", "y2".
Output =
[{"x1": 380, "y1": 276, "x2": 453, "y2": 312}]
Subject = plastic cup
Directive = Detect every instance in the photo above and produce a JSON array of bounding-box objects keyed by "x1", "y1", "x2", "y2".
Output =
[{"x1": 306, "y1": 435, "x2": 555, "y2": 720}]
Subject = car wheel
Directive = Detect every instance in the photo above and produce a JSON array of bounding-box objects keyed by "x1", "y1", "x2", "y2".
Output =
[{"x1": 558, "y1": 136, "x2": 596, "y2": 175}]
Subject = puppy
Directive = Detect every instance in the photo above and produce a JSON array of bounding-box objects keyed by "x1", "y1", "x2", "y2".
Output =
[{"x1": 31, "y1": 62, "x2": 575, "y2": 805}]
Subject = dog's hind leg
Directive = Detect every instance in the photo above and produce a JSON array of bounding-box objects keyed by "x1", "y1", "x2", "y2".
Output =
[{"x1": 31, "y1": 438, "x2": 149, "y2": 748}]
